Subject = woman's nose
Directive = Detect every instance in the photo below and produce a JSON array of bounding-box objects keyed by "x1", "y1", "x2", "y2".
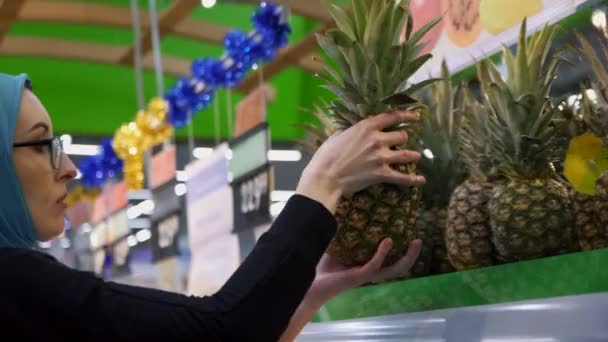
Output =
[{"x1": 57, "y1": 153, "x2": 78, "y2": 182}]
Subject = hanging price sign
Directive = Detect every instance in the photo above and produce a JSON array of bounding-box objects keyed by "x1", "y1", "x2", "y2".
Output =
[
  {"x1": 151, "y1": 212, "x2": 181, "y2": 261},
  {"x1": 111, "y1": 238, "x2": 130, "y2": 277},
  {"x1": 231, "y1": 165, "x2": 272, "y2": 233}
]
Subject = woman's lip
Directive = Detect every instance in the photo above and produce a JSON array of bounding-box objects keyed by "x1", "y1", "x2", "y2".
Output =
[{"x1": 56, "y1": 192, "x2": 68, "y2": 204}]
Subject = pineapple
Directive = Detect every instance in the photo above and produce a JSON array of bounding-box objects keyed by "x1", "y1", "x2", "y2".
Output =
[
  {"x1": 577, "y1": 32, "x2": 608, "y2": 237},
  {"x1": 479, "y1": 20, "x2": 578, "y2": 262},
  {"x1": 316, "y1": 0, "x2": 439, "y2": 266},
  {"x1": 298, "y1": 105, "x2": 432, "y2": 277},
  {"x1": 559, "y1": 92, "x2": 608, "y2": 250},
  {"x1": 416, "y1": 62, "x2": 468, "y2": 274},
  {"x1": 446, "y1": 86, "x2": 496, "y2": 270}
]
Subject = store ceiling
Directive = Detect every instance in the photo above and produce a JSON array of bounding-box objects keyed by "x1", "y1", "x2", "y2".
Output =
[
  {"x1": 0, "y1": 0, "x2": 349, "y2": 141},
  {"x1": 0, "y1": 0, "x2": 597, "y2": 142}
]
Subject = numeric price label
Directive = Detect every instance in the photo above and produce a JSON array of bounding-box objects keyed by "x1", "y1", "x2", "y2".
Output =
[
  {"x1": 151, "y1": 212, "x2": 181, "y2": 262},
  {"x1": 232, "y1": 166, "x2": 272, "y2": 233}
]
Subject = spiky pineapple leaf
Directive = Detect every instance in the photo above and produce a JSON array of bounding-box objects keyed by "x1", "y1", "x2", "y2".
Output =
[
  {"x1": 385, "y1": 45, "x2": 404, "y2": 85},
  {"x1": 320, "y1": 64, "x2": 344, "y2": 87},
  {"x1": 365, "y1": 1, "x2": 390, "y2": 61},
  {"x1": 577, "y1": 32, "x2": 608, "y2": 87},
  {"x1": 503, "y1": 45, "x2": 516, "y2": 85},
  {"x1": 515, "y1": 18, "x2": 529, "y2": 95},
  {"x1": 294, "y1": 123, "x2": 329, "y2": 141},
  {"x1": 363, "y1": 0, "x2": 382, "y2": 50},
  {"x1": 391, "y1": 4, "x2": 408, "y2": 46},
  {"x1": 321, "y1": 84, "x2": 359, "y2": 109},
  {"x1": 326, "y1": 28, "x2": 354, "y2": 48},
  {"x1": 316, "y1": 33, "x2": 350, "y2": 77},
  {"x1": 327, "y1": 3, "x2": 356, "y2": 41},
  {"x1": 404, "y1": 7, "x2": 414, "y2": 41},
  {"x1": 315, "y1": 70, "x2": 342, "y2": 89},
  {"x1": 400, "y1": 54, "x2": 432, "y2": 81},
  {"x1": 372, "y1": 62, "x2": 384, "y2": 99},
  {"x1": 351, "y1": 0, "x2": 367, "y2": 41},
  {"x1": 380, "y1": 91, "x2": 418, "y2": 106},
  {"x1": 406, "y1": 17, "x2": 441, "y2": 49}
]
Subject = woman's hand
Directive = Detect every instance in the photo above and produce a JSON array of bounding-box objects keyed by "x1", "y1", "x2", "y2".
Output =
[
  {"x1": 308, "y1": 238, "x2": 422, "y2": 305},
  {"x1": 296, "y1": 110, "x2": 425, "y2": 213},
  {"x1": 279, "y1": 239, "x2": 422, "y2": 342}
]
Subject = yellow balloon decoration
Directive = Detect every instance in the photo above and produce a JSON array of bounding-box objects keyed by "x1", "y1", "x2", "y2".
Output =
[
  {"x1": 112, "y1": 97, "x2": 174, "y2": 190},
  {"x1": 564, "y1": 132, "x2": 608, "y2": 195},
  {"x1": 137, "y1": 97, "x2": 174, "y2": 146}
]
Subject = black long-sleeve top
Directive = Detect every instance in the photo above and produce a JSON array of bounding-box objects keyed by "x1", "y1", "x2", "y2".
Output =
[{"x1": 0, "y1": 195, "x2": 336, "y2": 340}]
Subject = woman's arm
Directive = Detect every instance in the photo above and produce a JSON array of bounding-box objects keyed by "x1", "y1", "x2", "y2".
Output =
[
  {"x1": 0, "y1": 194, "x2": 336, "y2": 340},
  {"x1": 279, "y1": 239, "x2": 422, "y2": 341}
]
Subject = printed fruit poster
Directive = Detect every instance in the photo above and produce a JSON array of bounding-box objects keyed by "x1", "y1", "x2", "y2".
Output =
[{"x1": 407, "y1": 0, "x2": 588, "y2": 80}]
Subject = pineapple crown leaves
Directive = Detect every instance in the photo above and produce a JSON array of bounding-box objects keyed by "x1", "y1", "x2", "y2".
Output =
[
  {"x1": 477, "y1": 19, "x2": 568, "y2": 179},
  {"x1": 577, "y1": 31, "x2": 608, "y2": 107},
  {"x1": 576, "y1": 31, "x2": 608, "y2": 141},
  {"x1": 558, "y1": 86, "x2": 608, "y2": 140},
  {"x1": 458, "y1": 86, "x2": 499, "y2": 181},
  {"x1": 315, "y1": 0, "x2": 440, "y2": 128},
  {"x1": 417, "y1": 61, "x2": 468, "y2": 206},
  {"x1": 294, "y1": 102, "x2": 338, "y2": 156}
]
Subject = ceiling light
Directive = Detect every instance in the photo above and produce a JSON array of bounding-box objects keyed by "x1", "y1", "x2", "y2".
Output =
[
  {"x1": 136, "y1": 229, "x2": 151, "y2": 242},
  {"x1": 271, "y1": 190, "x2": 295, "y2": 202},
  {"x1": 201, "y1": 0, "x2": 216, "y2": 9},
  {"x1": 193, "y1": 147, "x2": 213, "y2": 159},
  {"x1": 267, "y1": 150, "x2": 302, "y2": 162},
  {"x1": 139, "y1": 200, "x2": 155, "y2": 215},
  {"x1": 270, "y1": 201, "x2": 287, "y2": 217},
  {"x1": 592, "y1": 9, "x2": 607, "y2": 30},
  {"x1": 176, "y1": 170, "x2": 188, "y2": 182},
  {"x1": 60, "y1": 134, "x2": 72, "y2": 146},
  {"x1": 64, "y1": 144, "x2": 100, "y2": 156},
  {"x1": 174, "y1": 183, "x2": 187, "y2": 197},
  {"x1": 422, "y1": 148, "x2": 434, "y2": 160},
  {"x1": 127, "y1": 235, "x2": 138, "y2": 247}
]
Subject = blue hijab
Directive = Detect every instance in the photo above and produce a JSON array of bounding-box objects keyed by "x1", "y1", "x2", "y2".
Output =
[{"x1": 0, "y1": 73, "x2": 37, "y2": 248}]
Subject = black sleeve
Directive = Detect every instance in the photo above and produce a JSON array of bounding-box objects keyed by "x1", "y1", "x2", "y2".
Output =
[{"x1": 0, "y1": 194, "x2": 336, "y2": 340}]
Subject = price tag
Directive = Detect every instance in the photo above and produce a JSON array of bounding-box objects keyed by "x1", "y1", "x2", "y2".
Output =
[
  {"x1": 151, "y1": 212, "x2": 181, "y2": 262},
  {"x1": 229, "y1": 122, "x2": 269, "y2": 180},
  {"x1": 111, "y1": 238, "x2": 131, "y2": 277},
  {"x1": 113, "y1": 239, "x2": 129, "y2": 267},
  {"x1": 231, "y1": 165, "x2": 272, "y2": 233}
]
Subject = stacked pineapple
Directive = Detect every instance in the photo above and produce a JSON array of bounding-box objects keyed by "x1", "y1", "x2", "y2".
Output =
[
  {"x1": 478, "y1": 20, "x2": 578, "y2": 262},
  {"x1": 563, "y1": 32, "x2": 608, "y2": 250},
  {"x1": 445, "y1": 85, "x2": 497, "y2": 270},
  {"x1": 577, "y1": 33, "x2": 608, "y2": 199},
  {"x1": 560, "y1": 91, "x2": 608, "y2": 251},
  {"x1": 416, "y1": 62, "x2": 467, "y2": 274},
  {"x1": 315, "y1": 0, "x2": 439, "y2": 266}
]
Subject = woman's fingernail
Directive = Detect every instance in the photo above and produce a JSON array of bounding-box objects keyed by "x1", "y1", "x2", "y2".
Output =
[{"x1": 417, "y1": 176, "x2": 426, "y2": 184}]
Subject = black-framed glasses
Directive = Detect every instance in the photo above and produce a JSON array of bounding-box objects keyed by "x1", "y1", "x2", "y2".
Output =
[{"x1": 13, "y1": 136, "x2": 63, "y2": 170}]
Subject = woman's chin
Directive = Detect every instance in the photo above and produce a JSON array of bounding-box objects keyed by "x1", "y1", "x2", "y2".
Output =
[{"x1": 36, "y1": 222, "x2": 66, "y2": 242}]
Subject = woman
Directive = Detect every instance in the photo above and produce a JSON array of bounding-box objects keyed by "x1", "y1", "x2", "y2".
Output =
[{"x1": 0, "y1": 73, "x2": 424, "y2": 340}]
